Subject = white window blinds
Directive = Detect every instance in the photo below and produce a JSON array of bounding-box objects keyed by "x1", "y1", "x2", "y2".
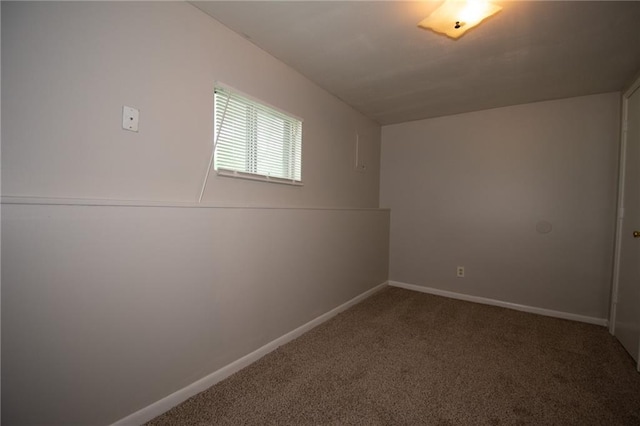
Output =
[{"x1": 214, "y1": 86, "x2": 302, "y2": 184}]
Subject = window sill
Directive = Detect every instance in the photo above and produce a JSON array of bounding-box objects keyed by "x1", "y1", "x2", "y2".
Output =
[{"x1": 216, "y1": 169, "x2": 303, "y2": 186}]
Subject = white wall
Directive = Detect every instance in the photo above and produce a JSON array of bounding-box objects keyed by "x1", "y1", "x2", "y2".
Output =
[
  {"x1": 0, "y1": 3, "x2": 3, "y2": 422},
  {"x1": 1, "y1": 2, "x2": 388, "y2": 425},
  {"x1": 1, "y1": 1, "x2": 380, "y2": 207},
  {"x1": 2, "y1": 204, "x2": 389, "y2": 425},
  {"x1": 381, "y1": 93, "x2": 620, "y2": 321}
]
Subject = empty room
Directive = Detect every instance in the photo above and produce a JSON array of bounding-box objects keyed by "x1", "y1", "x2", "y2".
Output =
[{"x1": 2, "y1": 1, "x2": 640, "y2": 425}]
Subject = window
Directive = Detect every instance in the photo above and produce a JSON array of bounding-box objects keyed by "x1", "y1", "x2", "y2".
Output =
[{"x1": 213, "y1": 85, "x2": 302, "y2": 184}]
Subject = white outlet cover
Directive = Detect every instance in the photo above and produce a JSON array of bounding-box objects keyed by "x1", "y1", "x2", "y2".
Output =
[{"x1": 122, "y1": 106, "x2": 139, "y2": 132}]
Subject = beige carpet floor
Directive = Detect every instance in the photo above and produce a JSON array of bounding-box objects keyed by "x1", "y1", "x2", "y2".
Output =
[{"x1": 147, "y1": 287, "x2": 640, "y2": 425}]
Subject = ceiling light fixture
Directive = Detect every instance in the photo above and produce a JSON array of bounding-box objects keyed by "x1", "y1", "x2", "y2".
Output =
[{"x1": 418, "y1": 0, "x2": 502, "y2": 40}]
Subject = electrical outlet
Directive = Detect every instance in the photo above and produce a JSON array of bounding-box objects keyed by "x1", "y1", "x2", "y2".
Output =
[{"x1": 457, "y1": 266, "x2": 465, "y2": 278}]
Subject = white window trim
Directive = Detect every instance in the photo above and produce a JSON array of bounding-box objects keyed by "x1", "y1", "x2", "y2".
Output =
[{"x1": 216, "y1": 168, "x2": 304, "y2": 186}]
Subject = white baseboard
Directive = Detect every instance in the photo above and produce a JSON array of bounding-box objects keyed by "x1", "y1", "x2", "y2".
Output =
[
  {"x1": 388, "y1": 281, "x2": 608, "y2": 327},
  {"x1": 111, "y1": 281, "x2": 388, "y2": 426}
]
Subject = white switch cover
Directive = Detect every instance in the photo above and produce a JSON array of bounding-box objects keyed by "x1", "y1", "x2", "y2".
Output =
[
  {"x1": 354, "y1": 133, "x2": 367, "y2": 172},
  {"x1": 122, "y1": 106, "x2": 139, "y2": 132}
]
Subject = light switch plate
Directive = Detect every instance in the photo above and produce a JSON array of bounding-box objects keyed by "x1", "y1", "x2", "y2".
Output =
[
  {"x1": 354, "y1": 133, "x2": 367, "y2": 172},
  {"x1": 122, "y1": 106, "x2": 139, "y2": 132}
]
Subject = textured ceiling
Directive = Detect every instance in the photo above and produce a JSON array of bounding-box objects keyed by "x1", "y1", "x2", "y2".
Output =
[{"x1": 193, "y1": 1, "x2": 640, "y2": 125}]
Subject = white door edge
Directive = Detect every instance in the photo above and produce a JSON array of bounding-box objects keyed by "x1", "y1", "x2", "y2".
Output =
[{"x1": 609, "y1": 75, "x2": 640, "y2": 337}]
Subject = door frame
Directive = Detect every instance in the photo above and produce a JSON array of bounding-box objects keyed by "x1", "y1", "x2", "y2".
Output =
[{"x1": 609, "y1": 73, "x2": 640, "y2": 370}]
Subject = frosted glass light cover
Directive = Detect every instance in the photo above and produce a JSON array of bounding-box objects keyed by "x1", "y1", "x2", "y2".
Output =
[{"x1": 418, "y1": 0, "x2": 502, "y2": 40}]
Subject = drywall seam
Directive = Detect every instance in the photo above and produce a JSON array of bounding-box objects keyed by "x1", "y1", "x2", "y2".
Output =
[
  {"x1": 389, "y1": 281, "x2": 608, "y2": 327},
  {"x1": 110, "y1": 281, "x2": 389, "y2": 426}
]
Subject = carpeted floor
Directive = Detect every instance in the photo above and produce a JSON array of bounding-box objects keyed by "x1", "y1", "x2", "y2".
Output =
[{"x1": 147, "y1": 287, "x2": 640, "y2": 425}]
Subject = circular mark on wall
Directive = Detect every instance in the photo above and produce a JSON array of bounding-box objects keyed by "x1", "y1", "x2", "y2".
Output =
[{"x1": 536, "y1": 220, "x2": 553, "y2": 234}]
